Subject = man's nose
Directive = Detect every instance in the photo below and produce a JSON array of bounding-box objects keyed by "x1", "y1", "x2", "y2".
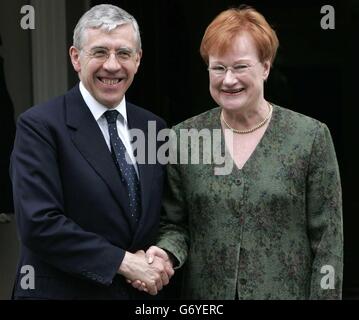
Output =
[{"x1": 103, "y1": 53, "x2": 121, "y2": 71}]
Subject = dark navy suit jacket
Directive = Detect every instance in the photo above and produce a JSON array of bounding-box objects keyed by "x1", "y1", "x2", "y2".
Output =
[{"x1": 10, "y1": 85, "x2": 166, "y2": 299}]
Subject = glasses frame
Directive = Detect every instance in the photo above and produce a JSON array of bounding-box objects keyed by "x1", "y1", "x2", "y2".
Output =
[
  {"x1": 81, "y1": 46, "x2": 137, "y2": 64},
  {"x1": 208, "y1": 61, "x2": 260, "y2": 76}
]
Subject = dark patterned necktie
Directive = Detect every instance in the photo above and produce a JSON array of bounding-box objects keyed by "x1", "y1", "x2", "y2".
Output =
[{"x1": 104, "y1": 110, "x2": 141, "y2": 223}]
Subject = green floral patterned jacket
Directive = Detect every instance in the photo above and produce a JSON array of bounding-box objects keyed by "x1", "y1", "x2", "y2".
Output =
[{"x1": 157, "y1": 104, "x2": 343, "y2": 300}]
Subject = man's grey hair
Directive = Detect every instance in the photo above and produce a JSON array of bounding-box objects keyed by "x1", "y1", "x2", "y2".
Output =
[{"x1": 73, "y1": 4, "x2": 141, "y2": 50}]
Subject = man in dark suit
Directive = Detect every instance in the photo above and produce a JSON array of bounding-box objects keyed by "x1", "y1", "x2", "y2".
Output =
[{"x1": 10, "y1": 4, "x2": 173, "y2": 299}]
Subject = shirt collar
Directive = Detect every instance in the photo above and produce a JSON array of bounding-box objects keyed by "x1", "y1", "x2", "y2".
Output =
[{"x1": 79, "y1": 81, "x2": 128, "y2": 124}]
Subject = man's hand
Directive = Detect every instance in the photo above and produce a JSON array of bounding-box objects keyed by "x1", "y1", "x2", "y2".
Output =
[
  {"x1": 118, "y1": 250, "x2": 173, "y2": 295},
  {"x1": 128, "y1": 246, "x2": 175, "y2": 292}
]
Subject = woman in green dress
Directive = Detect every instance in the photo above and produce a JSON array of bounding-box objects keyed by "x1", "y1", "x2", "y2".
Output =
[{"x1": 136, "y1": 5, "x2": 343, "y2": 299}]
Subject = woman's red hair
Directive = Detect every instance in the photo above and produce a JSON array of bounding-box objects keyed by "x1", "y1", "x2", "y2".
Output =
[{"x1": 200, "y1": 6, "x2": 279, "y2": 65}]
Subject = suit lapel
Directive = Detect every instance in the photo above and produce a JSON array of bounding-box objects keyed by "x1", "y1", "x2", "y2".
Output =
[{"x1": 64, "y1": 86, "x2": 133, "y2": 227}]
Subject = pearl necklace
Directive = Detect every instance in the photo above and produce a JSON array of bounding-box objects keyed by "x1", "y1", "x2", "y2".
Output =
[{"x1": 221, "y1": 103, "x2": 273, "y2": 134}]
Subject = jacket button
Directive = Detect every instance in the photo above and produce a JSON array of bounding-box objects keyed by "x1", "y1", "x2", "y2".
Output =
[{"x1": 235, "y1": 178, "x2": 242, "y2": 185}]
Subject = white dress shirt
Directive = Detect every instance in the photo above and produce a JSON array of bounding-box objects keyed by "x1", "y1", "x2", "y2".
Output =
[{"x1": 79, "y1": 82, "x2": 139, "y2": 176}]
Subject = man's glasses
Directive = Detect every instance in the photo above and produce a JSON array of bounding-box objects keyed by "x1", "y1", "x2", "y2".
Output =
[
  {"x1": 83, "y1": 47, "x2": 137, "y2": 63},
  {"x1": 208, "y1": 61, "x2": 260, "y2": 76}
]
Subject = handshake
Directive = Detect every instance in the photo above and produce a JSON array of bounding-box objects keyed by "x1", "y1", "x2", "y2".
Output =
[{"x1": 118, "y1": 246, "x2": 175, "y2": 295}]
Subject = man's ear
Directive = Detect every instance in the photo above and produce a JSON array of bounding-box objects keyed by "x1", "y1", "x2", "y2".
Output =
[
  {"x1": 69, "y1": 46, "x2": 81, "y2": 72},
  {"x1": 135, "y1": 49, "x2": 142, "y2": 70}
]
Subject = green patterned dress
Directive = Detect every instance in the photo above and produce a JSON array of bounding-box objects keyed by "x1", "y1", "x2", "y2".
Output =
[{"x1": 157, "y1": 104, "x2": 343, "y2": 300}]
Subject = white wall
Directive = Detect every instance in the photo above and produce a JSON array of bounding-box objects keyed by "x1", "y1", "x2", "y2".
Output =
[{"x1": 30, "y1": 0, "x2": 68, "y2": 106}]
